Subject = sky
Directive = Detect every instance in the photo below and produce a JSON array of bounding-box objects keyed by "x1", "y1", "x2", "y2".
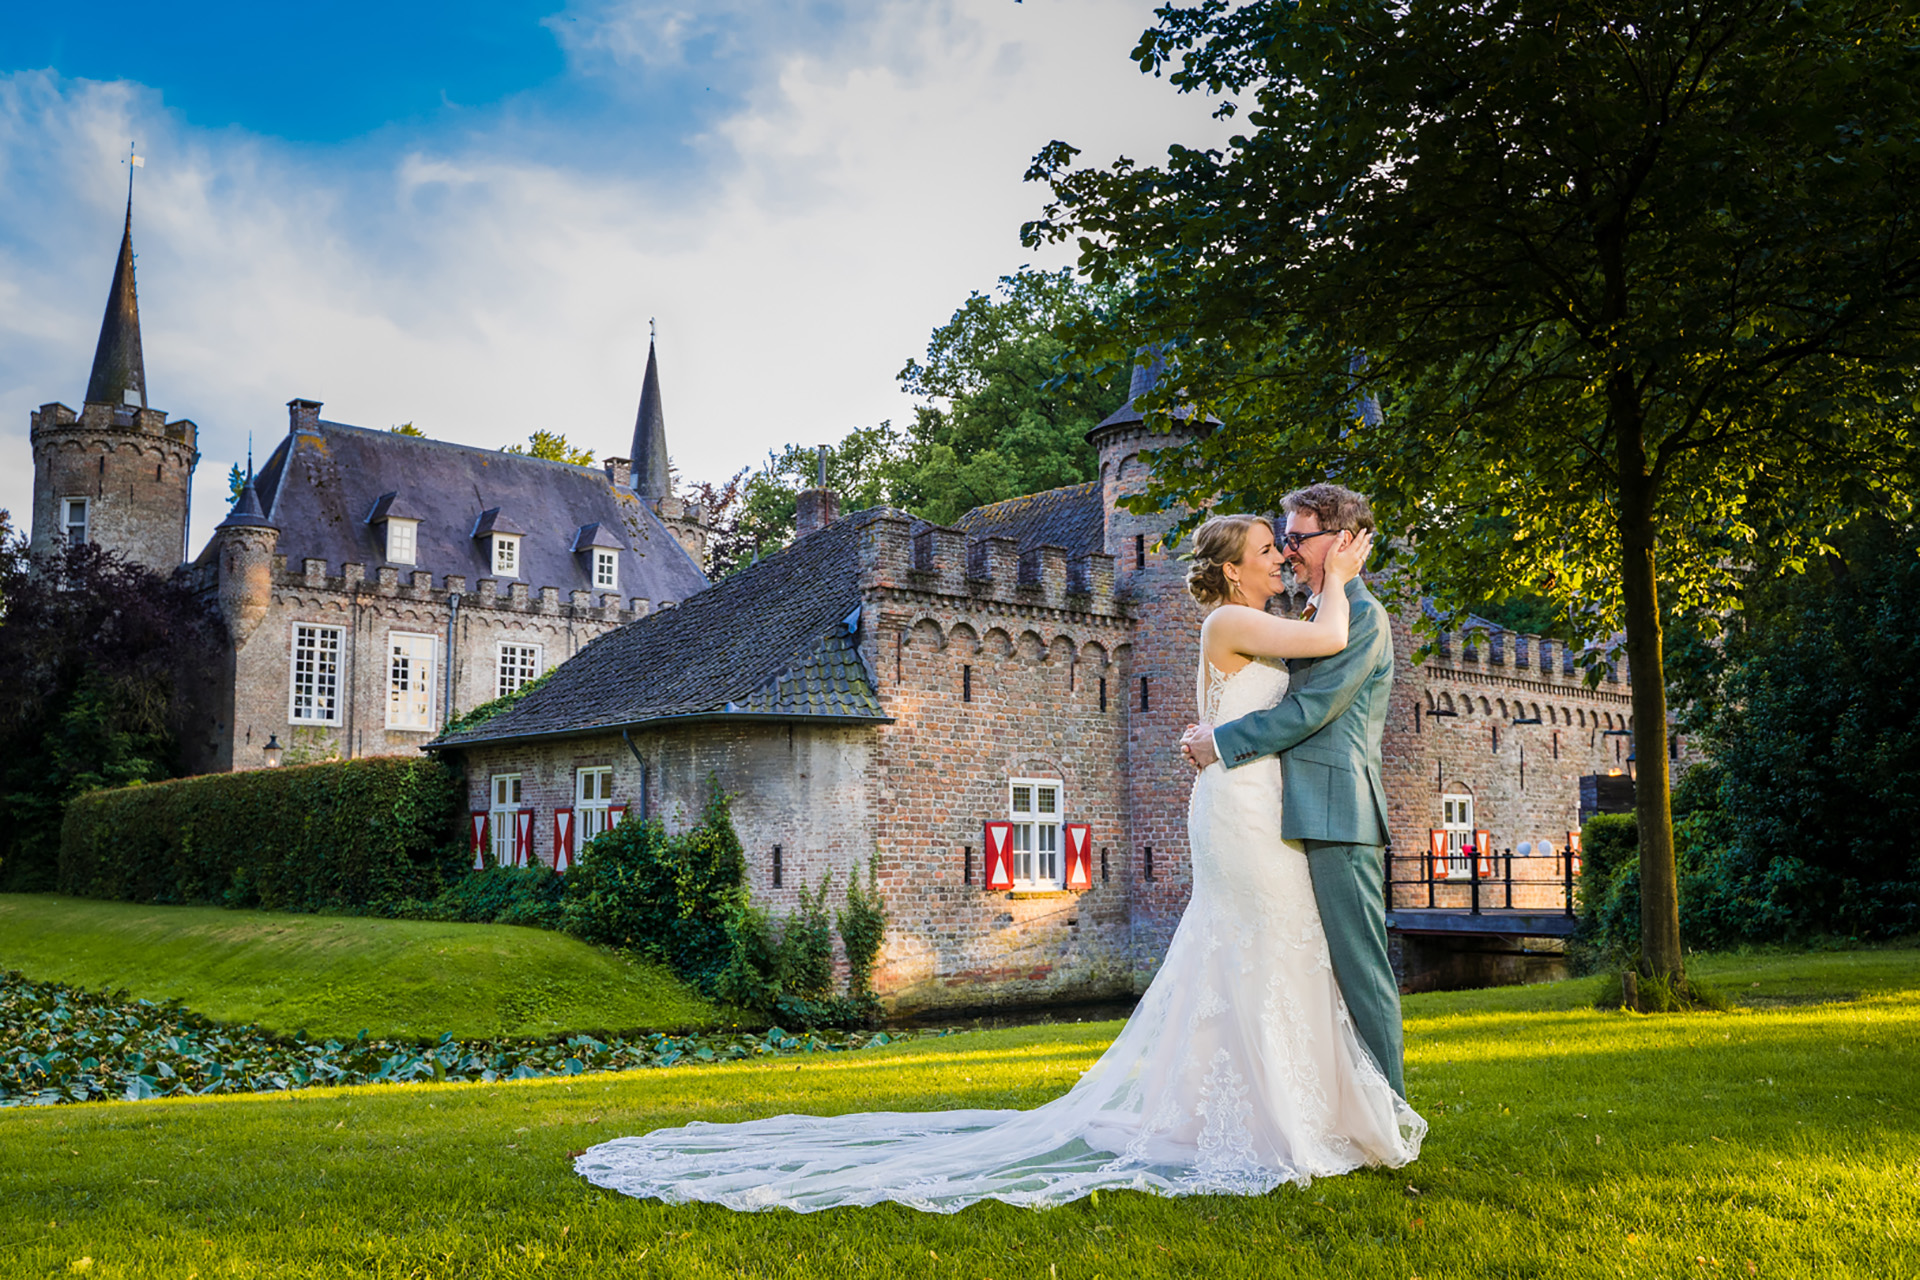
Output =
[{"x1": 0, "y1": 0, "x2": 1228, "y2": 556}]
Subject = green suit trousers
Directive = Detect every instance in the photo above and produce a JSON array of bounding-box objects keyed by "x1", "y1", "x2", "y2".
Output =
[{"x1": 1303, "y1": 838, "x2": 1405, "y2": 1098}]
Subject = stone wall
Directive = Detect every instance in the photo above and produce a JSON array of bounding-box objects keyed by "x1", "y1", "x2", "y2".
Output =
[{"x1": 29, "y1": 401, "x2": 198, "y2": 573}]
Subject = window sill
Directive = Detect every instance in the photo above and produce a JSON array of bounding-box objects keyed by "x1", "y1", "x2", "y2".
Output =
[{"x1": 1005, "y1": 889, "x2": 1085, "y2": 900}]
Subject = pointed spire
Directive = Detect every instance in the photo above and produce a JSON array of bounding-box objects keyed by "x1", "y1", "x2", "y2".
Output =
[
  {"x1": 218, "y1": 450, "x2": 275, "y2": 531},
  {"x1": 629, "y1": 326, "x2": 671, "y2": 500},
  {"x1": 85, "y1": 198, "x2": 148, "y2": 411}
]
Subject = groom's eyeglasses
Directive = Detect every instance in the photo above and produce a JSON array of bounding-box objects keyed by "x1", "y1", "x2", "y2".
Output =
[{"x1": 1277, "y1": 530, "x2": 1339, "y2": 553}]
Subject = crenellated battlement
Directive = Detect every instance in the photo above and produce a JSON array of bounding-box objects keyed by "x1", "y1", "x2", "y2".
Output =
[
  {"x1": 225, "y1": 554, "x2": 665, "y2": 623},
  {"x1": 1423, "y1": 615, "x2": 1629, "y2": 690},
  {"x1": 857, "y1": 511, "x2": 1122, "y2": 616}
]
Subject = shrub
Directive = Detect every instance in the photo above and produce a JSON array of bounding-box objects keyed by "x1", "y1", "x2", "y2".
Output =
[
  {"x1": 391, "y1": 865, "x2": 567, "y2": 930},
  {"x1": 58, "y1": 756, "x2": 464, "y2": 912},
  {"x1": 836, "y1": 858, "x2": 888, "y2": 1000}
]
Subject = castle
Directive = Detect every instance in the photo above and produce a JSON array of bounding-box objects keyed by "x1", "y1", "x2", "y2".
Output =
[
  {"x1": 29, "y1": 203, "x2": 1651, "y2": 1006},
  {"x1": 28, "y1": 200, "x2": 711, "y2": 775}
]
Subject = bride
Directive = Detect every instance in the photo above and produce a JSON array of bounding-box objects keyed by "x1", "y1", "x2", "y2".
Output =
[{"x1": 575, "y1": 514, "x2": 1425, "y2": 1212}]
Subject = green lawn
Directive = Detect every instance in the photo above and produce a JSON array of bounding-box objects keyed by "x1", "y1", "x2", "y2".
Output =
[
  {"x1": 0, "y1": 895, "x2": 721, "y2": 1041},
  {"x1": 2, "y1": 947, "x2": 1915, "y2": 1278}
]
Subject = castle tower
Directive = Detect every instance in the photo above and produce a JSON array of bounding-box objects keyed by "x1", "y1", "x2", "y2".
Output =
[
  {"x1": 617, "y1": 330, "x2": 709, "y2": 571},
  {"x1": 1088, "y1": 347, "x2": 1214, "y2": 973},
  {"x1": 213, "y1": 465, "x2": 278, "y2": 643},
  {"x1": 29, "y1": 197, "x2": 199, "y2": 571}
]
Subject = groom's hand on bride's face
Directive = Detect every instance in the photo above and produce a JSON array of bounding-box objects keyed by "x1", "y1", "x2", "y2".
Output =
[{"x1": 1180, "y1": 723, "x2": 1219, "y2": 770}]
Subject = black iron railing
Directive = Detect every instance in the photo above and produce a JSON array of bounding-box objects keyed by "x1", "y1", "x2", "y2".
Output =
[{"x1": 1385, "y1": 847, "x2": 1577, "y2": 918}]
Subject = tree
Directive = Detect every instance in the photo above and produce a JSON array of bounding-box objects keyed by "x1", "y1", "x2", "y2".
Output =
[
  {"x1": 896, "y1": 266, "x2": 1129, "y2": 522},
  {"x1": 502, "y1": 430, "x2": 594, "y2": 465},
  {"x1": 0, "y1": 515, "x2": 224, "y2": 888},
  {"x1": 1025, "y1": 0, "x2": 1920, "y2": 1004},
  {"x1": 390, "y1": 422, "x2": 424, "y2": 436}
]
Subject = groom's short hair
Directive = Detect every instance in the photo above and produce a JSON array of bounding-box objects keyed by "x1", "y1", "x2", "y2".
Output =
[{"x1": 1281, "y1": 483, "x2": 1375, "y2": 535}]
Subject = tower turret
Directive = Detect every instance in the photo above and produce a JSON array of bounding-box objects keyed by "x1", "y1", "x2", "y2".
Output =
[
  {"x1": 213, "y1": 464, "x2": 278, "y2": 642},
  {"x1": 618, "y1": 327, "x2": 709, "y2": 572},
  {"x1": 29, "y1": 197, "x2": 199, "y2": 571}
]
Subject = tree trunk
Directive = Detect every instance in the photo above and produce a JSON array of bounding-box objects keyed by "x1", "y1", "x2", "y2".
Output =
[{"x1": 1614, "y1": 420, "x2": 1684, "y2": 986}]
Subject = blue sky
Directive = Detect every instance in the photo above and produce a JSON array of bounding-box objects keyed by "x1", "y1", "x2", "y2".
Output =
[{"x1": 1, "y1": 1, "x2": 1226, "y2": 552}]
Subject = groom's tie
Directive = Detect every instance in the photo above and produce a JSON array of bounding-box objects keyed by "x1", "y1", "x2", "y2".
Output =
[{"x1": 1301, "y1": 601, "x2": 1318, "y2": 621}]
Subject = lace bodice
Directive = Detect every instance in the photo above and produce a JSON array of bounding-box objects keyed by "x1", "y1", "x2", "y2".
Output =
[{"x1": 1203, "y1": 657, "x2": 1290, "y2": 724}]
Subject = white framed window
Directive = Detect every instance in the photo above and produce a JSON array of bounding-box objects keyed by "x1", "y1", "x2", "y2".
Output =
[
  {"x1": 384, "y1": 518, "x2": 418, "y2": 566},
  {"x1": 289, "y1": 624, "x2": 344, "y2": 725},
  {"x1": 577, "y1": 766, "x2": 615, "y2": 844},
  {"x1": 386, "y1": 632, "x2": 437, "y2": 730},
  {"x1": 496, "y1": 642, "x2": 543, "y2": 699},
  {"x1": 62, "y1": 497, "x2": 89, "y2": 548},
  {"x1": 1010, "y1": 777, "x2": 1062, "y2": 889},
  {"x1": 1441, "y1": 792, "x2": 1476, "y2": 880},
  {"x1": 490, "y1": 774, "x2": 522, "y2": 865},
  {"x1": 493, "y1": 534, "x2": 521, "y2": 577},
  {"x1": 593, "y1": 548, "x2": 618, "y2": 590}
]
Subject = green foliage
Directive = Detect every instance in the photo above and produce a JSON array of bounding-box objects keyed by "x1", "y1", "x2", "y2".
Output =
[
  {"x1": 836, "y1": 857, "x2": 888, "y2": 1000},
  {"x1": 0, "y1": 526, "x2": 223, "y2": 891},
  {"x1": 58, "y1": 756, "x2": 465, "y2": 912},
  {"x1": 1573, "y1": 814, "x2": 1643, "y2": 963},
  {"x1": 439, "y1": 668, "x2": 556, "y2": 738},
  {"x1": 692, "y1": 267, "x2": 1126, "y2": 573},
  {"x1": 501, "y1": 429, "x2": 594, "y2": 465},
  {"x1": 1026, "y1": 0, "x2": 1920, "y2": 977},
  {"x1": 389, "y1": 422, "x2": 424, "y2": 436},
  {"x1": 393, "y1": 865, "x2": 568, "y2": 930},
  {"x1": 0, "y1": 969, "x2": 929, "y2": 1106},
  {"x1": 226, "y1": 462, "x2": 246, "y2": 500},
  {"x1": 776, "y1": 871, "x2": 836, "y2": 1004}
]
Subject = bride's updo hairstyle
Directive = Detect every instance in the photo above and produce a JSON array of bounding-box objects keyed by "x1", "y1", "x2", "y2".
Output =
[{"x1": 1185, "y1": 514, "x2": 1272, "y2": 606}]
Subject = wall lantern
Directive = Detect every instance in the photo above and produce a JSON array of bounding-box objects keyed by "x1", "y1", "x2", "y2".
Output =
[{"x1": 263, "y1": 734, "x2": 283, "y2": 769}]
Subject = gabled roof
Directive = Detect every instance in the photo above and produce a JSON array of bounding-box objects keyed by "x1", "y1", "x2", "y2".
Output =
[
  {"x1": 950, "y1": 481, "x2": 1105, "y2": 559},
  {"x1": 218, "y1": 419, "x2": 708, "y2": 602},
  {"x1": 433, "y1": 511, "x2": 892, "y2": 748}
]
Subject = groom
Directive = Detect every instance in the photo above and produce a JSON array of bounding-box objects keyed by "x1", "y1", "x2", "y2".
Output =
[{"x1": 1180, "y1": 483, "x2": 1405, "y2": 1098}]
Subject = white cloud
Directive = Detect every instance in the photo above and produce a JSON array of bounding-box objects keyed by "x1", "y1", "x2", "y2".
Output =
[{"x1": 0, "y1": 0, "x2": 1227, "y2": 556}]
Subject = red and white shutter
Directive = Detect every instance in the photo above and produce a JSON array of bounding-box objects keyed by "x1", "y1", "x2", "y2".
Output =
[
  {"x1": 1566, "y1": 829, "x2": 1583, "y2": 878},
  {"x1": 552, "y1": 807, "x2": 576, "y2": 872},
  {"x1": 514, "y1": 808, "x2": 535, "y2": 868},
  {"x1": 1062, "y1": 823, "x2": 1093, "y2": 890},
  {"x1": 983, "y1": 820, "x2": 1015, "y2": 890},
  {"x1": 1474, "y1": 829, "x2": 1494, "y2": 878},
  {"x1": 1428, "y1": 829, "x2": 1448, "y2": 880},
  {"x1": 608, "y1": 803, "x2": 629, "y2": 829},
  {"x1": 470, "y1": 812, "x2": 490, "y2": 870}
]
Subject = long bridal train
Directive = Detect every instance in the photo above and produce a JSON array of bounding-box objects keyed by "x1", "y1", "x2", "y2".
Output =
[{"x1": 574, "y1": 658, "x2": 1424, "y2": 1213}]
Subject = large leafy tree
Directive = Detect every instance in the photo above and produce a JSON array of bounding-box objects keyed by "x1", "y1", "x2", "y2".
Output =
[
  {"x1": 0, "y1": 515, "x2": 224, "y2": 888},
  {"x1": 1025, "y1": 0, "x2": 1920, "y2": 1001}
]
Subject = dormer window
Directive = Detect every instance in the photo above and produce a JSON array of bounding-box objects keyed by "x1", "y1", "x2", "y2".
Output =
[
  {"x1": 594, "y1": 549, "x2": 618, "y2": 589},
  {"x1": 471, "y1": 508, "x2": 528, "y2": 579},
  {"x1": 367, "y1": 492, "x2": 423, "y2": 567},
  {"x1": 570, "y1": 521, "x2": 626, "y2": 588},
  {"x1": 493, "y1": 534, "x2": 521, "y2": 577},
  {"x1": 385, "y1": 519, "x2": 418, "y2": 566}
]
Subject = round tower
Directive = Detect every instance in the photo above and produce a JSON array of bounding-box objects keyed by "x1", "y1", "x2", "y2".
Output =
[
  {"x1": 29, "y1": 200, "x2": 199, "y2": 572},
  {"x1": 1087, "y1": 348, "x2": 1217, "y2": 977},
  {"x1": 213, "y1": 469, "x2": 278, "y2": 642}
]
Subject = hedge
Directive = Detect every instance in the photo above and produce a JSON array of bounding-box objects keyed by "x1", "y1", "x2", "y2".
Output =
[{"x1": 59, "y1": 756, "x2": 464, "y2": 912}]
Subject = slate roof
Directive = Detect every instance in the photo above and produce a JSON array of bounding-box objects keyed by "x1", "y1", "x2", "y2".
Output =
[
  {"x1": 630, "y1": 338, "x2": 670, "y2": 500},
  {"x1": 433, "y1": 511, "x2": 892, "y2": 747},
  {"x1": 85, "y1": 202, "x2": 146, "y2": 411},
  {"x1": 205, "y1": 420, "x2": 710, "y2": 603},
  {"x1": 949, "y1": 481, "x2": 1105, "y2": 559}
]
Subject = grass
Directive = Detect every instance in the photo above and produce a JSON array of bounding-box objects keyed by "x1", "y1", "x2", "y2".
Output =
[
  {"x1": 0, "y1": 895, "x2": 722, "y2": 1041},
  {"x1": 1, "y1": 947, "x2": 1915, "y2": 1278}
]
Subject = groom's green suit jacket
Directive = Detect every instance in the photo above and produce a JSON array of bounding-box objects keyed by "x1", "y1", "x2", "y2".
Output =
[{"x1": 1212, "y1": 576, "x2": 1393, "y2": 845}]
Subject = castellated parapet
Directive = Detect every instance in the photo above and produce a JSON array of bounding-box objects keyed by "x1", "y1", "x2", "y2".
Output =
[{"x1": 29, "y1": 399, "x2": 199, "y2": 571}]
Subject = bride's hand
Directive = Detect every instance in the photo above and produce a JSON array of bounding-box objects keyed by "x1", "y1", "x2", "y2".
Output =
[{"x1": 1323, "y1": 528, "x2": 1374, "y2": 583}]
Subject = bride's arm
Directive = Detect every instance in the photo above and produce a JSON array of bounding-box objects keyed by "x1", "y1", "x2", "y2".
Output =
[{"x1": 1208, "y1": 530, "x2": 1373, "y2": 660}]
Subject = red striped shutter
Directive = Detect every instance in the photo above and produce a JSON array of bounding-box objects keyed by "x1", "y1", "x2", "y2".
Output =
[
  {"x1": 1567, "y1": 829, "x2": 1583, "y2": 877},
  {"x1": 608, "y1": 803, "x2": 629, "y2": 829},
  {"x1": 1428, "y1": 829, "x2": 1448, "y2": 880},
  {"x1": 514, "y1": 808, "x2": 535, "y2": 868},
  {"x1": 470, "y1": 812, "x2": 489, "y2": 870},
  {"x1": 553, "y1": 807, "x2": 576, "y2": 872},
  {"x1": 983, "y1": 821, "x2": 1015, "y2": 890},
  {"x1": 1474, "y1": 829, "x2": 1494, "y2": 878},
  {"x1": 1062, "y1": 823, "x2": 1093, "y2": 890}
]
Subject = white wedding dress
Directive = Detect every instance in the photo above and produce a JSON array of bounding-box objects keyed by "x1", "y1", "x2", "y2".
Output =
[{"x1": 575, "y1": 658, "x2": 1425, "y2": 1212}]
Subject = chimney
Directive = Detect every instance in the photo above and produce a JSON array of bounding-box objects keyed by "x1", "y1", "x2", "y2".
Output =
[
  {"x1": 604, "y1": 456, "x2": 632, "y2": 489},
  {"x1": 794, "y1": 444, "x2": 838, "y2": 538},
  {"x1": 288, "y1": 398, "x2": 322, "y2": 435}
]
